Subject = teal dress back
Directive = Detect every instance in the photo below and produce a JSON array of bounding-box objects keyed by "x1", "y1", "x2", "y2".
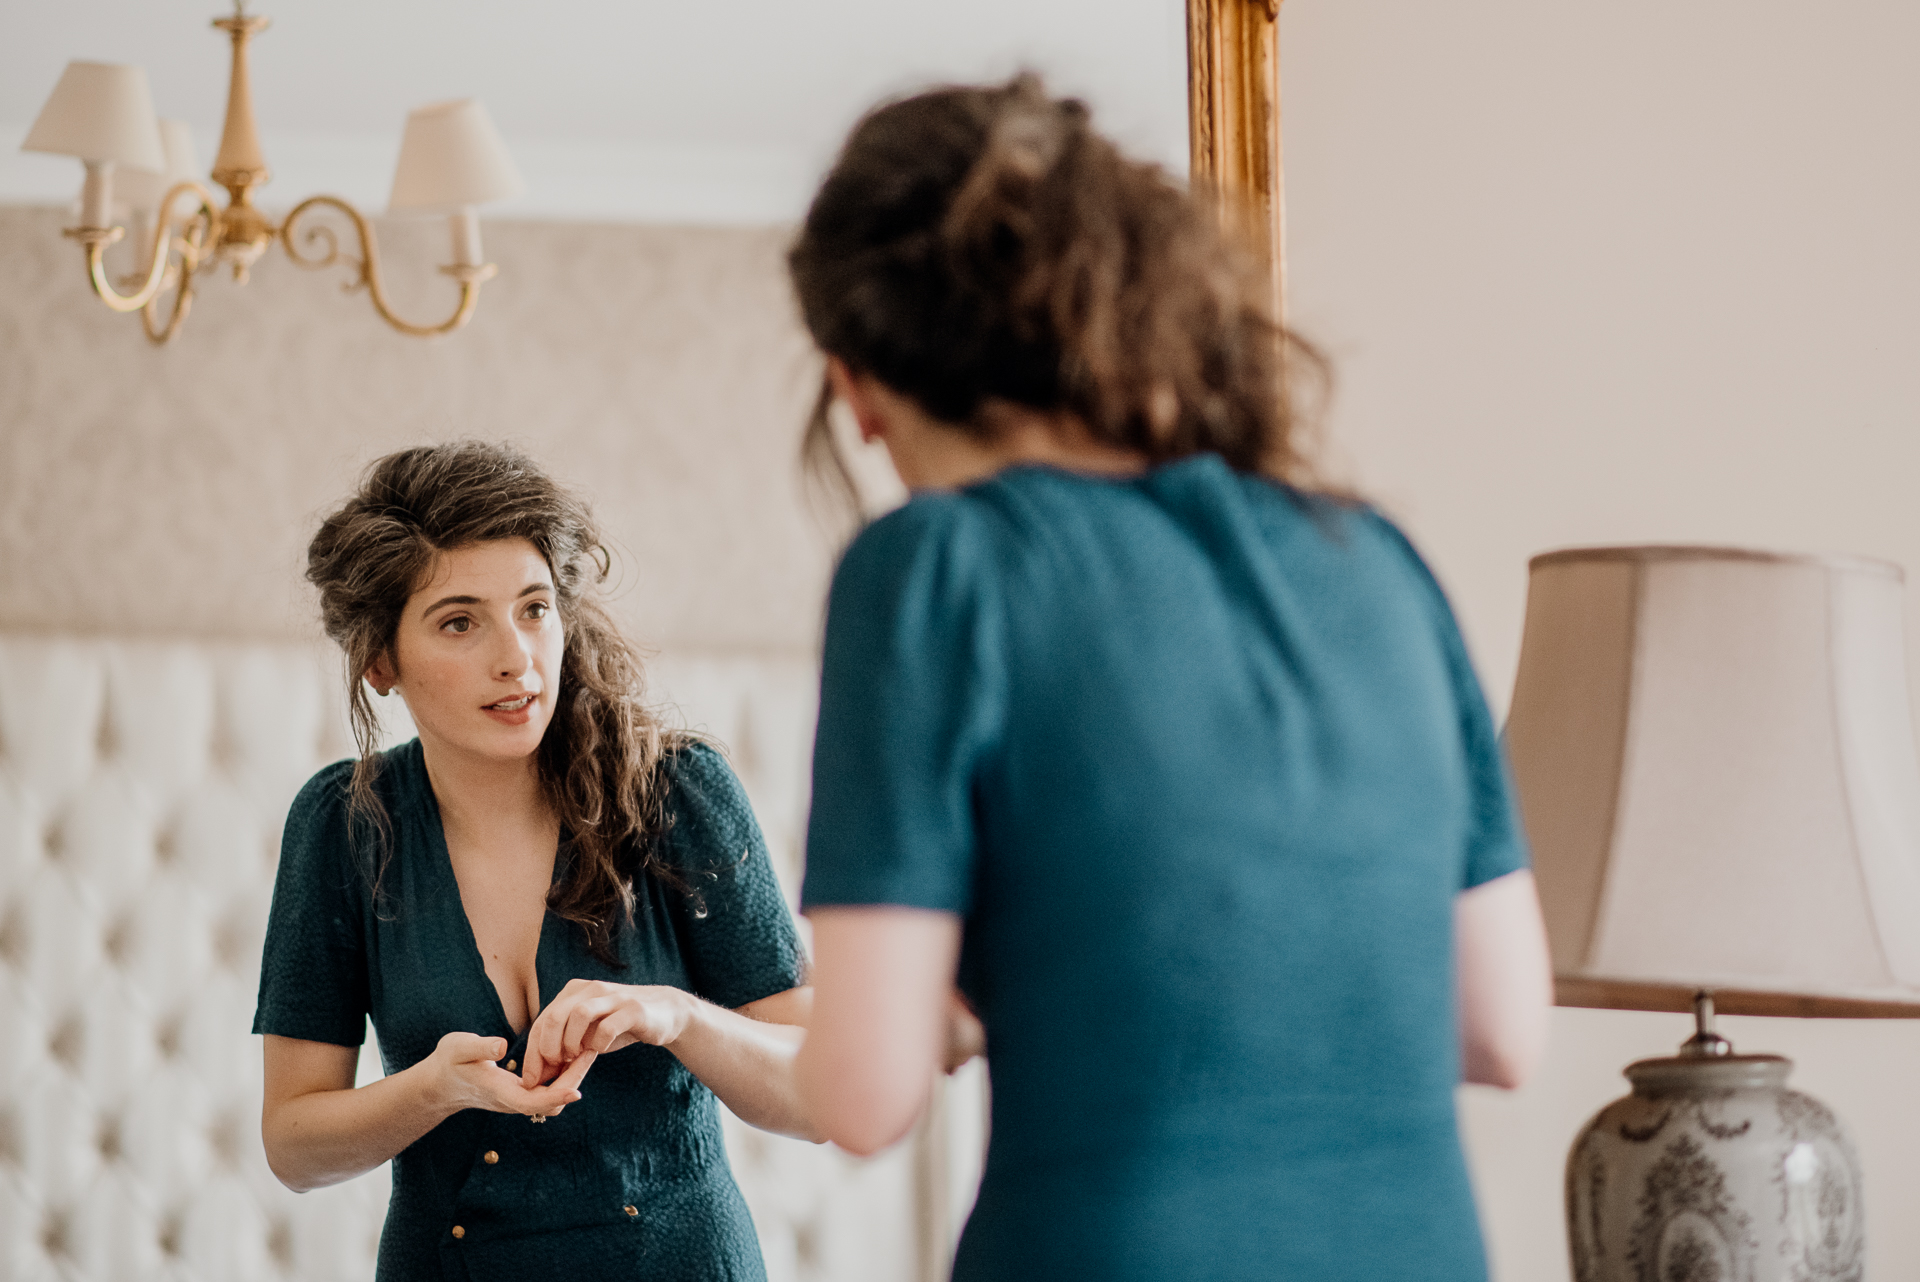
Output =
[
  {"x1": 255, "y1": 741, "x2": 805, "y2": 1282},
  {"x1": 802, "y1": 455, "x2": 1527, "y2": 1281}
]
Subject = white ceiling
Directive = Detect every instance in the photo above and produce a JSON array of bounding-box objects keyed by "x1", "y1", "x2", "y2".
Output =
[{"x1": 2, "y1": 0, "x2": 1191, "y2": 223}]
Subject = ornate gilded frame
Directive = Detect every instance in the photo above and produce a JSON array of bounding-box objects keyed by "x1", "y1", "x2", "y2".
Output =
[{"x1": 1187, "y1": 0, "x2": 1286, "y2": 322}]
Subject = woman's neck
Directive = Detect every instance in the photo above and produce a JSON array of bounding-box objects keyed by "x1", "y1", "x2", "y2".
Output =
[
  {"x1": 943, "y1": 410, "x2": 1149, "y2": 489},
  {"x1": 417, "y1": 735, "x2": 551, "y2": 848},
  {"x1": 843, "y1": 369, "x2": 1148, "y2": 491}
]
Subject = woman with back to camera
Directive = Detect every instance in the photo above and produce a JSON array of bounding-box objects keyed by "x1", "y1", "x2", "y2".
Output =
[
  {"x1": 254, "y1": 442, "x2": 813, "y2": 1281},
  {"x1": 790, "y1": 75, "x2": 1554, "y2": 1281}
]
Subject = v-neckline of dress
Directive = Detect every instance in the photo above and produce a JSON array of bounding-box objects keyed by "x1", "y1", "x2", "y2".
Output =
[{"x1": 409, "y1": 743, "x2": 554, "y2": 1040}]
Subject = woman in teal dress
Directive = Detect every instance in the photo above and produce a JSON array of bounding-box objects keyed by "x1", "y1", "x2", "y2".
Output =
[
  {"x1": 255, "y1": 443, "x2": 813, "y2": 1282},
  {"x1": 790, "y1": 77, "x2": 1554, "y2": 1280}
]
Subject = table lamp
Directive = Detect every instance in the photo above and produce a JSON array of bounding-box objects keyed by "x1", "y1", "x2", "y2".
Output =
[{"x1": 1504, "y1": 545, "x2": 1920, "y2": 1281}]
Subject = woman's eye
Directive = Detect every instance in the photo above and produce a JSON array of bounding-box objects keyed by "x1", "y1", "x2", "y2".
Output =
[
  {"x1": 442, "y1": 617, "x2": 472, "y2": 634},
  {"x1": 526, "y1": 601, "x2": 550, "y2": 620}
]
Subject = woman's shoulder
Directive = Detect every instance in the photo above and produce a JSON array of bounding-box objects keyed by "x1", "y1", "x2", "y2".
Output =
[
  {"x1": 655, "y1": 740, "x2": 768, "y2": 873},
  {"x1": 659, "y1": 738, "x2": 736, "y2": 799},
  {"x1": 281, "y1": 740, "x2": 424, "y2": 871},
  {"x1": 831, "y1": 490, "x2": 1010, "y2": 625},
  {"x1": 286, "y1": 756, "x2": 358, "y2": 831},
  {"x1": 658, "y1": 740, "x2": 753, "y2": 836},
  {"x1": 288, "y1": 739, "x2": 422, "y2": 815},
  {"x1": 843, "y1": 488, "x2": 998, "y2": 563},
  {"x1": 1215, "y1": 468, "x2": 1437, "y2": 577},
  {"x1": 1339, "y1": 503, "x2": 1457, "y2": 604}
]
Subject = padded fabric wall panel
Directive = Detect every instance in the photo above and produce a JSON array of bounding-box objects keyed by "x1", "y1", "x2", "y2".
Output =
[{"x1": 0, "y1": 635, "x2": 929, "y2": 1282}]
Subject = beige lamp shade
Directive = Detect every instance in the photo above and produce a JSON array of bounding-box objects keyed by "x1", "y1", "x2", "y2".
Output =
[
  {"x1": 116, "y1": 119, "x2": 199, "y2": 211},
  {"x1": 1505, "y1": 545, "x2": 1920, "y2": 1018},
  {"x1": 21, "y1": 61, "x2": 167, "y2": 171},
  {"x1": 387, "y1": 99, "x2": 523, "y2": 213}
]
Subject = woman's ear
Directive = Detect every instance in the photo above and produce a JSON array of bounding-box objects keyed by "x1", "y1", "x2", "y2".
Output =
[
  {"x1": 365, "y1": 652, "x2": 397, "y2": 698},
  {"x1": 827, "y1": 357, "x2": 889, "y2": 444}
]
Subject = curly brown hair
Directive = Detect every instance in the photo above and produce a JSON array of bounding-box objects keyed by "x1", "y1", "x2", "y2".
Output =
[
  {"x1": 787, "y1": 72, "x2": 1330, "y2": 505},
  {"x1": 306, "y1": 441, "x2": 685, "y2": 963}
]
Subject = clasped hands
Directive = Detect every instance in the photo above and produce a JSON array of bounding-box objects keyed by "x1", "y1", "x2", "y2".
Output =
[{"x1": 429, "y1": 979, "x2": 692, "y2": 1121}]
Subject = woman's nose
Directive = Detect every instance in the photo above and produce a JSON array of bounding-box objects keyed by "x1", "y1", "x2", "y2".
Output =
[{"x1": 494, "y1": 624, "x2": 534, "y2": 678}]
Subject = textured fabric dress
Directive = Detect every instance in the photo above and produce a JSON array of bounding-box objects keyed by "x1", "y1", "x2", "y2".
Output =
[
  {"x1": 802, "y1": 455, "x2": 1529, "y2": 1282},
  {"x1": 254, "y1": 740, "x2": 805, "y2": 1282}
]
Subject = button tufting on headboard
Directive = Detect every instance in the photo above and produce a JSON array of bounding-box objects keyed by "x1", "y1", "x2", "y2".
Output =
[{"x1": 0, "y1": 635, "x2": 943, "y2": 1282}]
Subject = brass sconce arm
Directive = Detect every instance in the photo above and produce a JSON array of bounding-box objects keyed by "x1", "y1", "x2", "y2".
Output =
[
  {"x1": 281, "y1": 195, "x2": 494, "y2": 339},
  {"x1": 65, "y1": 181, "x2": 218, "y2": 317}
]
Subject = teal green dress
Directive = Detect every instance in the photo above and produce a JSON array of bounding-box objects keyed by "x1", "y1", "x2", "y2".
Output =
[
  {"x1": 802, "y1": 455, "x2": 1527, "y2": 1282},
  {"x1": 254, "y1": 740, "x2": 805, "y2": 1282}
]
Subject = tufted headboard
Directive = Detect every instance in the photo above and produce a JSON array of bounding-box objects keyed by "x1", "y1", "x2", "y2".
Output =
[{"x1": 0, "y1": 635, "x2": 962, "y2": 1282}]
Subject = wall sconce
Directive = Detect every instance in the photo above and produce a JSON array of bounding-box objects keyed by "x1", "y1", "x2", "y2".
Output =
[{"x1": 20, "y1": 5, "x2": 523, "y2": 345}]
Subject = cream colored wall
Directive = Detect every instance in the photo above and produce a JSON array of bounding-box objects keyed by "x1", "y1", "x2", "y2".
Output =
[
  {"x1": 1280, "y1": 1, "x2": 1920, "y2": 1279},
  {"x1": 0, "y1": 206, "x2": 833, "y2": 657}
]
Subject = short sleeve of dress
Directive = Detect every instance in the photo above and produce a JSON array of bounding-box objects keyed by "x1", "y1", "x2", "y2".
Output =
[
  {"x1": 252, "y1": 761, "x2": 372, "y2": 1047},
  {"x1": 659, "y1": 743, "x2": 808, "y2": 1009},
  {"x1": 1370, "y1": 514, "x2": 1531, "y2": 891},
  {"x1": 802, "y1": 495, "x2": 1005, "y2": 916}
]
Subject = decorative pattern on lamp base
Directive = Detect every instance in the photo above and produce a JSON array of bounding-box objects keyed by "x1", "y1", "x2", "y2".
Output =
[{"x1": 1566, "y1": 1054, "x2": 1864, "y2": 1282}]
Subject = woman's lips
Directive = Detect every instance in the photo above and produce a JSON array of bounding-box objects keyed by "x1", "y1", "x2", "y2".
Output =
[{"x1": 484, "y1": 693, "x2": 537, "y2": 724}]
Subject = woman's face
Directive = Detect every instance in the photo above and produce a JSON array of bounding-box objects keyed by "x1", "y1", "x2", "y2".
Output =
[{"x1": 375, "y1": 537, "x2": 563, "y2": 767}]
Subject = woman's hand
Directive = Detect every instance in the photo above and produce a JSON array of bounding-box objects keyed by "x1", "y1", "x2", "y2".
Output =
[
  {"x1": 429, "y1": 1030, "x2": 590, "y2": 1117},
  {"x1": 520, "y1": 980, "x2": 693, "y2": 1089},
  {"x1": 944, "y1": 990, "x2": 985, "y2": 1073}
]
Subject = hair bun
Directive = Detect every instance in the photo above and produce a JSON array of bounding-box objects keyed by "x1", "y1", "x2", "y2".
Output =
[{"x1": 790, "y1": 72, "x2": 1328, "y2": 497}]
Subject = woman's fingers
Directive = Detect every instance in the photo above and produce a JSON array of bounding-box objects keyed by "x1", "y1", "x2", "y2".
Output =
[
  {"x1": 442, "y1": 1032, "x2": 510, "y2": 1065},
  {"x1": 943, "y1": 992, "x2": 985, "y2": 1073},
  {"x1": 479, "y1": 1062, "x2": 584, "y2": 1116},
  {"x1": 523, "y1": 1000, "x2": 574, "y2": 1087},
  {"x1": 529, "y1": 993, "x2": 589, "y2": 1084},
  {"x1": 561, "y1": 997, "x2": 622, "y2": 1061},
  {"x1": 519, "y1": 981, "x2": 669, "y2": 1086},
  {"x1": 520, "y1": 1040, "x2": 549, "y2": 1089},
  {"x1": 549, "y1": 1048, "x2": 597, "y2": 1096},
  {"x1": 585, "y1": 1008, "x2": 638, "y2": 1054}
]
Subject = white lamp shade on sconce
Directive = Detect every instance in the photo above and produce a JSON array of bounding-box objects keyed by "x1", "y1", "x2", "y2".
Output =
[
  {"x1": 1505, "y1": 546, "x2": 1920, "y2": 1016},
  {"x1": 387, "y1": 98, "x2": 523, "y2": 213},
  {"x1": 115, "y1": 119, "x2": 200, "y2": 211},
  {"x1": 21, "y1": 61, "x2": 167, "y2": 171}
]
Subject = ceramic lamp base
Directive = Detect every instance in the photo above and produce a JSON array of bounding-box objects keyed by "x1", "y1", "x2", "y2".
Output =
[{"x1": 1566, "y1": 1050, "x2": 1864, "y2": 1282}]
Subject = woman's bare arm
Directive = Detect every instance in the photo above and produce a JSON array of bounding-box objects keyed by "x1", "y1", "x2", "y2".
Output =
[
  {"x1": 666, "y1": 986, "x2": 817, "y2": 1140},
  {"x1": 795, "y1": 906, "x2": 961, "y2": 1156},
  {"x1": 1455, "y1": 869, "x2": 1553, "y2": 1089},
  {"x1": 261, "y1": 1032, "x2": 591, "y2": 1192}
]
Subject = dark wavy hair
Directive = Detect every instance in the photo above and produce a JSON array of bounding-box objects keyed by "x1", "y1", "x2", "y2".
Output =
[
  {"x1": 788, "y1": 72, "x2": 1330, "y2": 505},
  {"x1": 306, "y1": 441, "x2": 685, "y2": 963}
]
